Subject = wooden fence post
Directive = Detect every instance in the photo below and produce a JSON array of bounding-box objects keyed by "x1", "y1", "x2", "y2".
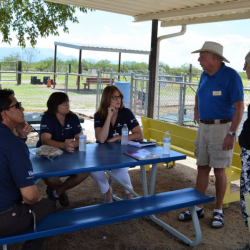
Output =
[
  {"x1": 189, "y1": 64, "x2": 192, "y2": 83},
  {"x1": 17, "y1": 61, "x2": 22, "y2": 85}
]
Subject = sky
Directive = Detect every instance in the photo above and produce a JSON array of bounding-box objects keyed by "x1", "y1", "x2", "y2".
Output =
[{"x1": 1, "y1": 9, "x2": 250, "y2": 71}]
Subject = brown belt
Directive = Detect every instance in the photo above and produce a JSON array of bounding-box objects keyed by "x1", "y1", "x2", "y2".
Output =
[{"x1": 200, "y1": 119, "x2": 232, "y2": 124}]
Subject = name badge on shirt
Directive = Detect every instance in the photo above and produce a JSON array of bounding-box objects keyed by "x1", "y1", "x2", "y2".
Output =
[
  {"x1": 113, "y1": 130, "x2": 119, "y2": 137},
  {"x1": 213, "y1": 91, "x2": 222, "y2": 96}
]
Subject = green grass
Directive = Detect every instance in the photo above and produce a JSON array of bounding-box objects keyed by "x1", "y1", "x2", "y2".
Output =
[{"x1": 1, "y1": 72, "x2": 249, "y2": 112}]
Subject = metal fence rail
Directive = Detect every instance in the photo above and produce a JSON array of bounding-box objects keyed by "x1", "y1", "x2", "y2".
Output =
[{"x1": 0, "y1": 70, "x2": 249, "y2": 133}]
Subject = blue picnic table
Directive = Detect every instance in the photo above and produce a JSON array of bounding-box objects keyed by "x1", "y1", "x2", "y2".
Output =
[{"x1": 0, "y1": 143, "x2": 214, "y2": 249}]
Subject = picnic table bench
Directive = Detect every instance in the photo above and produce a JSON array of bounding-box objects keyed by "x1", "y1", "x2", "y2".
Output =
[
  {"x1": 0, "y1": 143, "x2": 215, "y2": 249},
  {"x1": 141, "y1": 116, "x2": 241, "y2": 208},
  {"x1": 0, "y1": 188, "x2": 214, "y2": 249},
  {"x1": 83, "y1": 78, "x2": 114, "y2": 91}
]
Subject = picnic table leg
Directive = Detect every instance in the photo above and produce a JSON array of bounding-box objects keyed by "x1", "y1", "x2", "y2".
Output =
[
  {"x1": 149, "y1": 163, "x2": 157, "y2": 195},
  {"x1": 3, "y1": 245, "x2": 7, "y2": 250},
  {"x1": 140, "y1": 165, "x2": 148, "y2": 196},
  {"x1": 149, "y1": 206, "x2": 201, "y2": 246},
  {"x1": 105, "y1": 170, "x2": 140, "y2": 200},
  {"x1": 147, "y1": 163, "x2": 202, "y2": 246}
]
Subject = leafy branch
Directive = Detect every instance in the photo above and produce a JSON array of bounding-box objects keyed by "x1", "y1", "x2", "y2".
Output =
[{"x1": 0, "y1": 0, "x2": 91, "y2": 48}]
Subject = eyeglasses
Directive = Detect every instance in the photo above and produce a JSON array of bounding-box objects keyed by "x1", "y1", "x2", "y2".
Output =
[
  {"x1": 111, "y1": 95, "x2": 123, "y2": 100},
  {"x1": 1, "y1": 102, "x2": 22, "y2": 112},
  {"x1": 61, "y1": 101, "x2": 70, "y2": 105}
]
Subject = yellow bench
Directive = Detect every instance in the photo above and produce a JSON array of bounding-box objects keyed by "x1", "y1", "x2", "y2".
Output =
[{"x1": 141, "y1": 116, "x2": 241, "y2": 208}]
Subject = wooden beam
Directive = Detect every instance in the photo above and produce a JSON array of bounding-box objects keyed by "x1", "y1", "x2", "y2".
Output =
[{"x1": 53, "y1": 45, "x2": 57, "y2": 88}]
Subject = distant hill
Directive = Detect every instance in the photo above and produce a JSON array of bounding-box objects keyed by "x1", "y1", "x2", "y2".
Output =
[{"x1": 0, "y1": 47, "x2": 97, "y2": 63}]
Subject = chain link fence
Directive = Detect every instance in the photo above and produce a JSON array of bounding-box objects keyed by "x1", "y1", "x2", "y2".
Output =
[{"x1": 0, "y1": 67, "x2": 249, "y2": 133}]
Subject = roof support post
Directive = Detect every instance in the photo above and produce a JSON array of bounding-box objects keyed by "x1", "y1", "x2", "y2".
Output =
[
  {"x1": 78, "y1": 49, "x2": 82, "y2": 91},
  {"x1": 53, "y1": 45, "x2": 57, "y2": 88},
  {"x1": 153, "y1": 24, "x2": 187, "y2": 119},
  {"x1": 147, "y1": 19, "x2": 158, "y2": 118},
  {"x1": 118, "y1": 52, "x2": 121, "y2": 80}
]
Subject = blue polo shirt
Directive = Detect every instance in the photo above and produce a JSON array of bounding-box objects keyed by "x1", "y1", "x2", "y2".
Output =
[
  {"x1": 37, "y1": 113, "x2": 82, "y2": 147},
  {"x1": 0, "y1": 124, "x2": 35, "y2": 211},
  {"x1": 94, "y1": 108, "x2": 139, "y2": 142},
  {"x1": 197, "y1": 63, "x2": 244, "y2": 120}
]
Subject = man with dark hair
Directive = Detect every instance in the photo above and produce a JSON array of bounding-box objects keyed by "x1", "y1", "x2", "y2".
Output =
[{"x1": 0, "y1": 89, "x2": 55, "y2": 249}]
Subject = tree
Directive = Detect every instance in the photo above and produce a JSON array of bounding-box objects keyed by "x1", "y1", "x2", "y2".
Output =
[
  {"x1": 3, "y1": 52, "x2": 22, "y2": 62},
  {"x1": 22, "y1": 48, "x2": 40, "y2": 71},
  {"x1": 0, "y1": 0, "x2": 92, "y2": 48}
]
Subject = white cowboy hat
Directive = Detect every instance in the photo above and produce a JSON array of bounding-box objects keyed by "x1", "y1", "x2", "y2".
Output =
[{"x1": 192, "y1": 41, "x2": 230, "y2": 63}]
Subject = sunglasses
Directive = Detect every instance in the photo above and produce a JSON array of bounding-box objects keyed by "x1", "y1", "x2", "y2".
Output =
[
  {"x1": 1, "y1": 102, "x2": 22, "y2": 112},
  {"x1": 111, "y1": 95, "x2": 123, "y2": 100}
]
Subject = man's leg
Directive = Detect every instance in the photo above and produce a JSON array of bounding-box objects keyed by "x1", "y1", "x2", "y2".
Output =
[
  {"x1": 196, "y1": 165, "x2": 211, "y2": 196},
  {"x1": 0, "y1": 199, "x2": 55, "y2": 250},
  {"x1": 22, "y1": 198, "x2": 55, "y2": 250},
  {"x1": 210, "y1": 168, "x2": 227, "y2": 228},
  {"x1": 178, "y1": 165, "x2": 211, "y2": 221},
  {"x1": 213, "y1": 168, "x2": 227, "y2": 210}
]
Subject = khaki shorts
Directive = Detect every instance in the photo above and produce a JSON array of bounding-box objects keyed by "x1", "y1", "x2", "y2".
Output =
[{"x1": 194, "y1": 122, "x2": 234, "y2": 168}]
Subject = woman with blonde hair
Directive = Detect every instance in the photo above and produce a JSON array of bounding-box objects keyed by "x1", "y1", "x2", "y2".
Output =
[{"x1": 92, "y1": 85, "x2": 143, "y2": 202}]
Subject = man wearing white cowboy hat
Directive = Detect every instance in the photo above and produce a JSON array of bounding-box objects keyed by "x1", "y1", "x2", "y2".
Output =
[{"x1": 178, "y1": 41, "x2": 244, "y2": 228}]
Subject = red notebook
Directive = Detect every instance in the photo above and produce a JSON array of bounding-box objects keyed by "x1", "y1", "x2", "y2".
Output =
[{"x1": 123, "y1": 149, "x2": 160, "y2": 161}]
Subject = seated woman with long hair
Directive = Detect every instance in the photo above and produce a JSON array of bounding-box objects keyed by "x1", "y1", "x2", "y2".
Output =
[
  {"x1": 37, "y1": 92, "x2": 89, "y2": 207},
  {"x1": 92, "y1": 85, "x2": 143, "y2": 202}
]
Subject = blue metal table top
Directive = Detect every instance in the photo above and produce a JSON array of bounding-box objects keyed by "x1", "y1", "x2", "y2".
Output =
[{"x1": 31, "y1": 143, "x2": 186, "y2": 179}]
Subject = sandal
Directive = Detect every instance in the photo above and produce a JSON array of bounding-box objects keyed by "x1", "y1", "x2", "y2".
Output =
[
  {"x1": 104, "y1": 187, "x2": 113, "y2": 203},
  {"x1": 211, "y1": 211, "x2": 224, "y2": 228},
  {"x1": 178, "y1": 208, "x2": 205, "y2": 221}
]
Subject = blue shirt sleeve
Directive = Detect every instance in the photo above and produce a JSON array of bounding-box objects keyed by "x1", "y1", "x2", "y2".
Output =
[
  {"x1": 9, "y1": 138, "x2": 35, "y2": 188},
  {"x1": 94, "y1": 112, "x2": 104, "y2": 128},
  {"x1": 228, "y1": 70, "x2": 244, "y2": 103},
  {"x1": 40, "y1": 114, "x2": 54, "y2": 136}
]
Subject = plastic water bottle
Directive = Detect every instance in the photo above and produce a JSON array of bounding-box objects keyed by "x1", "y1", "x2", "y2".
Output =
[
  {"x1": 79, "y1": 129, "x2": 86, "y2": 152},
  {"x1": 121, "y1": 124, "x2": 128, "y2": 145},
  {"x1": 163, "y1": 131, "x2": 171, "y2": 155}
]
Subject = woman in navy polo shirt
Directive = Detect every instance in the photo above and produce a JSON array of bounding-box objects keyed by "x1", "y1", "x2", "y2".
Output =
[
  {"x1": 37, "y1": 92, "x2": 89, "y2": 207},
  {"x1": 93, "y1": 86, "x2": 143, "y2": 202}
]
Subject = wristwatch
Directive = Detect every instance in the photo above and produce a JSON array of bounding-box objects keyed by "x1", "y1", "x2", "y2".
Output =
[{"x1": 228, "y1": 131, "x2": 236, "y2": 137}]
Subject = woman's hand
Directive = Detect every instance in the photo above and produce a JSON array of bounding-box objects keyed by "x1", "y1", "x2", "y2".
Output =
[
  {"x1": 107, "y1": 105, "x2": 116, "y2": 117},
  {"x1": 107, "y1": 135, "x2": 121, "y2": 142},
  {"x1": 64, "y1": 139, "x2": 75, "y2": 153}
]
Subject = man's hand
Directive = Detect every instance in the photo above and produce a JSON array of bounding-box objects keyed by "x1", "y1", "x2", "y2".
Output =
[
  {"x1": 64, "y1": 139, "x2": 75, "y2": 153},
  {"x1": 222, "y1": 134, "x2": 235, "y2": 150},
  {"x1": 15, "y1": 121, "x2": 33, "y2": 138}
]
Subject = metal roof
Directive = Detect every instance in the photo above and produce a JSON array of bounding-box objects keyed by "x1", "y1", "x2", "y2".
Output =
[
  {"x1": 44, "y1": 0, "x2": 250, "y2": 27},
  {"x1": 54, "y1": 42, "x2": 150, "y2": 54}
]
